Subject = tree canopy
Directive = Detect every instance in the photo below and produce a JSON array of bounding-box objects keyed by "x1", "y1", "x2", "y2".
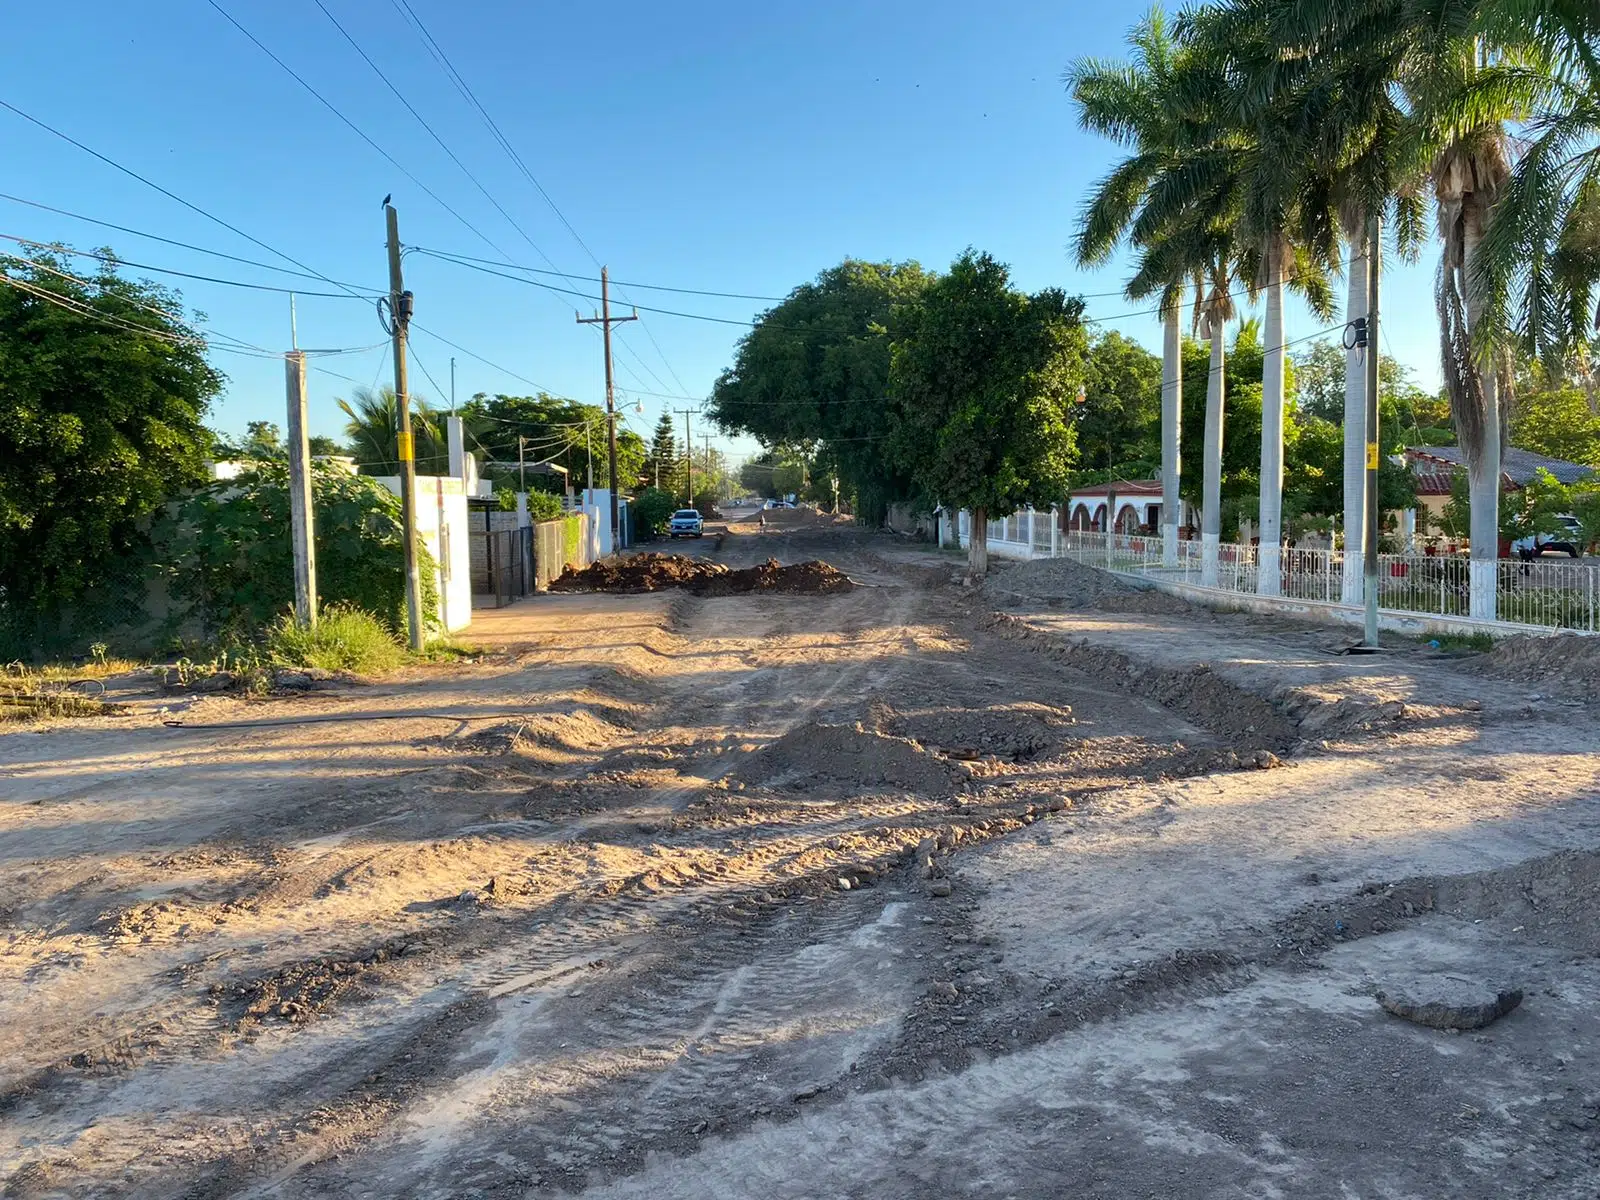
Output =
[
  {"x1": 0, "y1": 250, "x2": 223, "y2": 649},
  {"x1": 459, "y1": 392, "x2": 645, "y2": 494}
]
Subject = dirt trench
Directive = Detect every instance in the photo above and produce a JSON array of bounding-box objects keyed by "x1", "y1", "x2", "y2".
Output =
[{"x1": 3, "y1": 530, "x2": 1599, "y2": 1199}]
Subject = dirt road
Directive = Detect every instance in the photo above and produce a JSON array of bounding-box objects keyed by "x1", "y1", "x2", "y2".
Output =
[{"x1": 3, "y1": 523, "x2": 1599, "y2": 1198}]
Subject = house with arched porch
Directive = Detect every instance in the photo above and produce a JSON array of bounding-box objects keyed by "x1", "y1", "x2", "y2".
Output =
[{"x1": 1064, "y1": 480, "x2": 1188, "y2": 535}]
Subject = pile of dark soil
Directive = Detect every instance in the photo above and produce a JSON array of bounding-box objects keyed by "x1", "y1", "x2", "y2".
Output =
[
  {"x1": 550, "y1": 554, "x2": 854, "y2": 596},
  {"x1": 983, "y1": 557, "x2": 1191, "y2": 614},
  {"x1": 733, "y1": 720, "x2": 965, "y2": 796}
]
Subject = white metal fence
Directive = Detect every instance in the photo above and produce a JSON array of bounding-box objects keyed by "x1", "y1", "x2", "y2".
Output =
[{"x1": 964, "y1": 508, "x2": 1600, "y2": 633}]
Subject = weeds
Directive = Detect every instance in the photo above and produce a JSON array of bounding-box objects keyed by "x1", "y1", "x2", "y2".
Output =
[
  {"x1": 266, "y1": 605, "x2": 404, "y2": 673},
  {"x1": 0, "y1": 683, "x2": 123, "y2": 723},
  {"x1": 1427, "y1": 632, "x2": 1495, "y2": 653}
]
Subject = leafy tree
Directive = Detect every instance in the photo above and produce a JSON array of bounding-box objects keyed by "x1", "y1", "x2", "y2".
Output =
[
  {"x1": 308, "y1": 435, "x2": 344, "y2": 457},
  {"x1": 889, "y1": 250, "x2": 1087, "y2": 575},
  {"x1": 160, "y1": 461, "x2": 437, "y2": 640},
  {"x1": 709, "y1": 259, "x2": 932, "y2": 524},
  {"x1": 1291, "y1": 339, "x2": 1450, "y2": 442},
  {"x1": 0, "y1": 250, "x2": 223, "y2": 653},
  {"x1": 740, "y1": 448, "x2": 810, "y2": 499},
  {"x1": 1508, "y1": 380, "x2": 1600, "y2": 467},
  {"x1": 459, "y1": 392, "x2": 644, "y2": 494},
  {"x1": 525, "y1": 491, "x2": 563, "y2": 521},
  {"x1": 1070, "y1": 330, "x2": 1163, "y2": 480},
  {"x1": 338, "y1": 385, "x2": 447, "y2": 476},
  {"x1": 630, "y1": 487, "x2": 676, "y2": 537}
]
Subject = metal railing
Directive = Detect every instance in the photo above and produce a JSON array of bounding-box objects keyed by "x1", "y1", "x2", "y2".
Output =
[{"x1": 970, "y1": 506, "x2": 1599, "y2": 633}]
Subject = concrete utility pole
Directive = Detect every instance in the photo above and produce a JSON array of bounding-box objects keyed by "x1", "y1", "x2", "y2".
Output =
[
  {"x1": 518, "y1": 435, "x2": 527, "y2": 493},
  {"x1": 384, "y1": 202, "x2": 425, "y2": 651},
  {"x1": 1362, "y1": 212, "x2": 1383, "y2": 649},
  {"x1": 284, "y1": 350, "x2": 317, "y2": 627},
  {"x1": 576, "y1": 267, "x2": 637, "y2": 552},
  {"x1": 675, "y1": 408, "x2": 695, "y2": 504}
]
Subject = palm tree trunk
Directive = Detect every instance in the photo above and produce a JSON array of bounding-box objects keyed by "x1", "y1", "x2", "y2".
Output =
[
  {"x1": 1341, "y1": 219, "x2": 1370, "y2": 605},
  {"x1": 1201, "y1": 313, "x2": 1226, "y2": 588},
  {"x1": 1161, "y1": 292, "x2": 1183, "y2": 567},
  {"x1": 1258, "y1": 247, "x2": 1286, "y2": 597},
  {"x1": 970, "y1": 505, "x2": 990, "y2": 577},
  {"x1": 1462, "y1": 212, "x2": 1500, "y2": 620}
]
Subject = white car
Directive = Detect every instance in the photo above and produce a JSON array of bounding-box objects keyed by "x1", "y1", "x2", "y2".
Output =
[
  {"x1": 668, "y1": 509, "x2": 704, "y2": 538},
  {"x1": 1512, "y1": 515, "x2": 1583, "y2": 559}
]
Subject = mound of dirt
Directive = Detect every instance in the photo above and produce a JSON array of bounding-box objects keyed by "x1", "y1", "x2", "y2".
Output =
[
  {"x1": 550, "y1": 553, "x2": 855, "y2": 597},
  {"x1": 734, "y1": 721, "x2": 966, "y2": 796},
  {"x1": 885, "y1": 702, "x2": 1076, "y2": 762},
  {"x1": 983, "y1": 557, "x2": 1190, "y2": 614},
  {"x1": 1485, "y1": 634, "x2": 1600, "y2": 701}
]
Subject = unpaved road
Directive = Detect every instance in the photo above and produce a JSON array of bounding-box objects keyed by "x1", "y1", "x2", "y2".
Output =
[{"x1": 3, "y1": 521, "x2": 1600, "y2": 1199}]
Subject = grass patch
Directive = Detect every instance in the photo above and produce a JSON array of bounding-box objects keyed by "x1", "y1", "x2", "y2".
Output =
[
  {"x1": 1426, "y1": 632, "x2": 1495, "y2": 653},
  {"x1": 266, "y1": 605, "x2": 405, "y2": 674}
]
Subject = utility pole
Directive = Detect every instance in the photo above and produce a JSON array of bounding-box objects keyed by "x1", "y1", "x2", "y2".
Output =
[
  {"x1": 700, "y1": 433, "x2": 715, "y2": 499},
  {"x1": 384, "y1": 201, "x2": 425, "y2": 651},
  {"x1": 1361, "y1": 211, "x2": 1382, "y2": 649},
  {"x1": 518, "y1": 435, "x2": 527, "y2": 493},
  {"x1": 450, "y1": 355, "x2": 456, "y2": 414},
  {"x1": 285, "y1": 350, "x2": 317, "y2": 627},
  {"x1": 674, "y1": 409, "x2": 696, "y2": 505},
  {"x1": 576, "y1": 267, "x2": 637, "y2": 552}
]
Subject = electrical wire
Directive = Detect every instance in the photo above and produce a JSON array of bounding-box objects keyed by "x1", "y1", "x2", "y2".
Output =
[
  {"x1": 310, "y1": 0, "x2": 563, "y2": 274},
  {"x1": 407, "y1": 321, "x2": 553, "y2": 392},
  {"x1": 0, "y1": 192, "x2": 386, "y2": 294},
  {"x1": 0, "y1": 99, "x2": 368, "y2": 301},
  {"x1": 202, "y1": 0, "x2": 515, "y2": 265},
  {"x1": 0, "y1": 234, "x2": 371, "y2": 300}
]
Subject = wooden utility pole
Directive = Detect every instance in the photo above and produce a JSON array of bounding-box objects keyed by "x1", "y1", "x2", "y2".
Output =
[
  {"x1": 384, "y1": 202, "x2": 425, "y2": 651},
  {"x1": 284, "y1": 350, "x2": 317, "y2": 627},
  {"x1": 576, "y1": 267, "x2": 637, "y2": 552},
  {"x1": 675, "y1": 408, "x2": 695, "y2": 505}
]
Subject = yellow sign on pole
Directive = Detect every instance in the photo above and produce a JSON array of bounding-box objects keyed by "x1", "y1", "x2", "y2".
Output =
[
  {"x1": 1366, "y1": 442, "x2": 1379, "y2": 470},
  {"x1": 397, "y1": 431, "x2": 414, "y2": 462}
]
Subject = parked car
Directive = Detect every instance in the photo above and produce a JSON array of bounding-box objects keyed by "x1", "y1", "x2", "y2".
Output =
[
  {"x1": 1513, "y1": 515, "x2": 1583, "y2": 559},
  {"x1": 763, "y1": 498, "x2": 780, "y2": 510},
  {"x1": 669, "y1": 508, "x2": 704, "y2": 538}
]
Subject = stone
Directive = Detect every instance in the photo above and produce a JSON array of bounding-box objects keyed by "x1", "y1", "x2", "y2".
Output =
[
  {"x1": 837, "y1": 877, "x2": 852, "y2": 891},
  {"x1": 932, "y1": 981, "x2": 958, "y2": 1000},
  {"x1": 1377, "y1": 983, "x2": 1523, "y2": 1030},
  {"x1": 929, "y1": 879, "x2": 953, "y2": 898},
  {"x1": 273, "y1": 669, "x2": 314, "y2": 691}
]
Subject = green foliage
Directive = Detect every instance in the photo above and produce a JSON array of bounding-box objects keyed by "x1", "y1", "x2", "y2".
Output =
[
  {"x1": 160, "y1": 461, "x2": 438, "y2": 640},
  {"x1": 525, "y1": 490, "x2": 564, "y2": 522},
  {"x1": 0, "y1": 250, "x2": 223, "y2": 643},
  {"x1": 266, "y1": 605, "x2": 404, "y2": 673},
  {"x1": 1071, "y1": 330, "x2": 1164, "y2": 479},
  {"x1": 1441, "y1": 470, "x2": 1518, "y2": 543},
  {"x1": 1178, "y1": 327, "x2": 1265, "y2": 509},
  {"x1": 889, "y1": 250, "x2": 1087, "y2": 521},
  {"x1": 1509, "y1": 381, "x2": 1600, "y2": 468},
  {"x1": 459, "y1": 392, "x2": 645, "y2": 493},
  {"x1": 692, "y1": 490, "x2": 721, "y2": 516},
  {"x1": 630, "y1": 487, "x2": 676, "y2": 536},
  {"x1": 709, "y1": 259, "x2": 932, "y2": 514},
  {"x1": 643, "y1": 412, "x2": 681, "y2": 495},
  {"x1": 740, "y1": 448, "x2": 810, "y2": 499},
  {"x1": 1290, "y1": 340, "x2": 1449, "y2": 442},
  {"x1": 308, "y1": 435, "x2": 344, "y2": 457},
  {"x1": 339, "y1": 385, "x2": 449, "y2": 476},
  {"x1": 562, "y1": 514, "x2": 582, "y2": 564}
]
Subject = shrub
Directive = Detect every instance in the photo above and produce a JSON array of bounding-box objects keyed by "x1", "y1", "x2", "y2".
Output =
[
  {"x1": 159, "y1": 461, "x2": 438, "y2": 640},
  {"x1": 526, "y1": 490, "x2": 564, "y2": 522},
  {"x1": 267, "y1": 605, "x2": 404, "y2": 673},
  {"x1": 631, "y1": 487, "x2": 677, "y2": 537}
]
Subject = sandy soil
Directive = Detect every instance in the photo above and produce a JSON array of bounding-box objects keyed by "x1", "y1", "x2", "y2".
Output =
[{"x1": 3, "y1": 524, "x2": 1599, "y2": 1199}]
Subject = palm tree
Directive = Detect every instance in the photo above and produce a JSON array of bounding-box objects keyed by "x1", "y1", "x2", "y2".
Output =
[
  {"x1": 337, "y1": 385, "x2": 445, "y2": 477},
  {"x1": 1069, "y1": 9, "x2": 1195, "y2": 566}
]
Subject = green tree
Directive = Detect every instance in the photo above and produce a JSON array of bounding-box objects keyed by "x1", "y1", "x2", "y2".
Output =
[
  {"x1": 888, "y1": 251, "x2": 1087, "y2": 575},
  {"x1": 159, "y1": 460, "x2": 437, "y2": 640},
  {"x1": 0, "y1": 251, "x2": 223, "y2": 653},
  {"x1": 1072, "y1": 330, "x2": 1164, "y2": 480},
  {"x1": 708, "y1": 259, "x2": 932, "y2": 524},
  {"x1": 308, "y1": 434, "x2": 344, "y2": 457},
  {"x1": 1291, "y1": 339, "x2": 1450, "y2": 441},
  {"x1": 1508, "y1": 380, "x2": 1600, "y2": 467},
  {"x1": 630, "y1": 487, "x2": 676, "y2": 537},
  {"x1": 338, "y1": 385, "x2": 447, "y2": 476},
  {"x1": 643, "y1": 411, "x2": 680, "y2": 494},
  {"x1": 459, "y1": 392, "x2": 644, "y2": 494}
]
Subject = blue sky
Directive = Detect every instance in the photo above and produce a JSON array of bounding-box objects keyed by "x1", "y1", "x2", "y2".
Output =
[{"x1": 4, "y1": 0, "x2": 1446, "y2": 468}]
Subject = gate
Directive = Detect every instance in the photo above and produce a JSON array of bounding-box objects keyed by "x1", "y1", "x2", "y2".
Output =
[{"x1": 476, "y1": 526, "x2": 533, "y2": 607}]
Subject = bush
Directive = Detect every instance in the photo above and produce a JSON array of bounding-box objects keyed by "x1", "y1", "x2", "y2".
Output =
[
  {"x1": 160, "y1": 461, "x2": 438, "y2": 640},
  {"x1": 266, "y1": 605, "x2": 404, "y2": 673},
  {"x1": 631, "y1": 487, "x2": 677, "y2": 537},
  {"x1": 692, "y1": 490, "x2": 722, "y2": 518},
  {"x1": 526, "y1": 490, "x2": 564, "y2": 522}
]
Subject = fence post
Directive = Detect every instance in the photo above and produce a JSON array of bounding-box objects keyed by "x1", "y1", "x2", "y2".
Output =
[{"x1": 1051, "y1": 506, "x2": 1061, "y2": 558}]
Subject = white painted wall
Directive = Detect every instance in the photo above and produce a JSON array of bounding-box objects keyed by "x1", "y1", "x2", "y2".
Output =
[{"x1": 375, "y1": 475, "x2": 472, "y2": 633}]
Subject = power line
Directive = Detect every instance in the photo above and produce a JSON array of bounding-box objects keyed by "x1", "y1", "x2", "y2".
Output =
[
  {"x1": 0, "y1": 99, "x2": 367, "y2": 300},
  {"x1": 0, "y1": 234, "x2": 369, "y2": 300},
  {"x1": 407, "y1": 320, "x2": 553, "y2": 393},
  {"x1": 407, "y1": 247, "x2": 790, "y2": 301},
  {"x1": 202, "y1": 0, "x2": 515, "y2": 264},
  {"x1": 309, "y1": 0, "x2": 564, "y2": 274},
  {"x1": 0, "y1": 192, "x2": 385, "y2": 294}
]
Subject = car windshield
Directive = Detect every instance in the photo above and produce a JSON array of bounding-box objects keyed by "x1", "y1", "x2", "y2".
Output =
[{"x1": 673, "y1": 510, "x2": 699, "y2": 519}]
